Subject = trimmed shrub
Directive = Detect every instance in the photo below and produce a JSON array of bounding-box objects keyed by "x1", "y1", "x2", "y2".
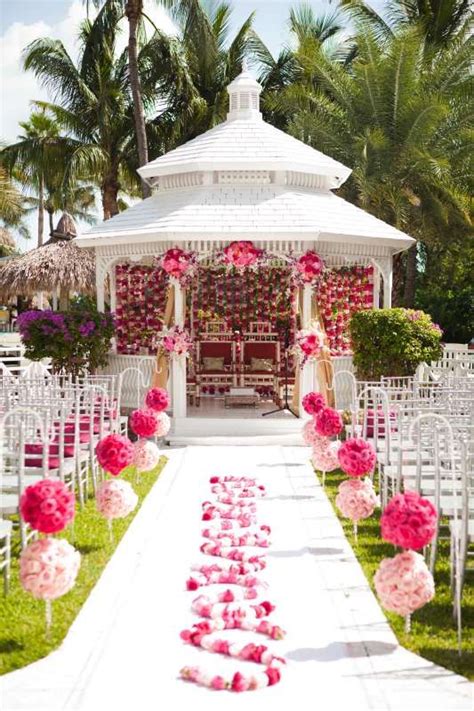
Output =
[{"x1": 350, "y1": 308, "x2": 443, "y2": 379}]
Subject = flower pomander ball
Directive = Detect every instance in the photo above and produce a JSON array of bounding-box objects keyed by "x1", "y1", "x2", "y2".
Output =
[
  {"x1": 20, "y1": 538, "x2": 80, "y2": 600},
  {"x1": 302, "y1": 391, "x2": 325, "y2": 416},
  {"x1": 337, "y1": 437, "x2": 377, "y2": 477},
  {"x1": 381, "y1": 491, "x2": 437, "y2": 550},
  {"x1": 336, "y1": 478, "x2": 379, "y2": 522},
  {"x1": 302, "y1": 419, "x2": 329, "y2": 449},
  {"x1": 153, "y1": 411, "x2": 171, "y2": 438},
  {"x1": 374, "y1": 550, "x2": 435, "y2": 616},
  {"x1": 133, "y1": 439, "x2": 160, "y2": 473},
  {"x1": 20, "y1": 480, "x2": 75, "y2": 534},
  {"x1": 96, "y1": 479, "x2": 138, "y2": 520},
  {"x1": 145, "y1": 387, "x2": 170, "y2": 412},
  {"x1": 312, "y1": 440, "x2": 340, "y2": 473},
  {"x1": 96, "y1": 434, "x2": 134, "y2": 476},
  {"x1": 129, "y1": 408, "x2": 158, "y2": 438},
  {"x1": 315, "y1": 407, "x2": 343, "y2": 437}
]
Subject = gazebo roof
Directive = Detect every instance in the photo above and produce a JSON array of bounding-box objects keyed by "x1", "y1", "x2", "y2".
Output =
[
  {"x1": 137, "y1": 117, "x2": 351, "y2": 190},
  {"x1": 76, "y1": 67, "x2": 414, "y2": 255},
  {"x1": 76, "y1": 185, "x2": 413, "y2": 250}
]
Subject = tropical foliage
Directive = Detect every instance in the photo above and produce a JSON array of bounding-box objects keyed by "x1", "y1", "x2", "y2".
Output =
[{"x1": 2, "y1": 0, "x2": 472, "y2": 338}]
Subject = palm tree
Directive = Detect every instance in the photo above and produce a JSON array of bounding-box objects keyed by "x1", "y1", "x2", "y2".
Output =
[
  {"x1": 139, "y1": 0, "x2": 256, "y2": 152},
  {"x1": 274, "y1": 27, "x2": 472, "y2": 304},
  {"x1": 23, "y1": 1, "x2": 138, "y2": 220},
  {"x1": 0, "y1": 167, "x2": 31, "y2": 240},
  {"x1": 2, "y1": 110, "x2": 69, "y2": 246},
  {"x1": 340, "y1": 0, "x2": 472, "y2": 47},
  {"x1": 251, "y1": 3, "x2": 353, "y2": 129}
]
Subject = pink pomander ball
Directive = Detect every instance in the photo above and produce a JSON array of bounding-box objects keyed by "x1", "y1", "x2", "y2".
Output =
[
  {"x1": 145, "y1": 387, "x2": 170, "y2": 412},
  {"x1": 20, "y1": 479, "x2": 75, "y2": 534},
  {"x1": 154, "y1": 411, "x2": 171, "y2": 437},
  {"x1": 312, "y1": 441, "x2": 340, "y2": 472},
  {"x1": 374, "y1": 550, "x2": 435, "y2": 616},
  {"x1": 20, "y1": 538, "x2": 80, "y2": 600},
  {"x1": 315, "y1": 406, "x2": 343, "y2": 437},
  {"x1": 96, "y1": 479, "x2": 138, "y2": 520},
  {"x1": 302, "y1": 419, "x2": 329, "y2": 448},
  {"x1": 129, "y1": 408, "x2": 158, "y2": 438},
  {"x1": 132, "y1": 439, "x2": 160, "y2": 473},
  {"x1": 381, "y1": 491, "x2": 437, "y2": 550},
  {"x1": 96, "y1": 433, "x2": 134, "y2": 476},
  {"x1": 302, "y1": 391, "x2": 325, "y2": 416},
  {"x1": 336, "y1": 478, "x2": 379, "y2": 522},
  {"x1": 337, "y1": 437, "x2": 377, "y2": 477}
]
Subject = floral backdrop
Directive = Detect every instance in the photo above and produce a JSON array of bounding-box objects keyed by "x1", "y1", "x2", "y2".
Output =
[
  {"x1": 114, "y1": 262, "x2": 373, "y2": 357},
  {"x1": 191, "y1": 266, "x2": 296, "y2": 338},
  {"x1": 318, "y1": 266, "x2": 374, "y2": 355},
  {"x1": 115, "y1": 264, "x2": 168, "y2": 354}
]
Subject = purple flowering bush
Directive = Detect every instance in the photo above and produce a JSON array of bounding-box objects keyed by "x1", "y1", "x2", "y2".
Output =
[
  {"x1": 350, "y1": 308, "x2": 443, "y2": 379},
  {"x1": 18, "y1": 307, "x2": 115, "y2": 376}
]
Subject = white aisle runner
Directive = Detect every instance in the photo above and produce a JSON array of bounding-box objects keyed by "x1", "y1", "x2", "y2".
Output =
[{"x1": 2, "y1": 446, "x2": 472, "y2": 711}]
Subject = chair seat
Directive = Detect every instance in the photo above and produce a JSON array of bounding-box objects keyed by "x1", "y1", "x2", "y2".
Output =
[
  {"x1": 0, "y1": 494, "x2": 19, "y2": 515},
  {"x1": 25, "y1": 456, "x2": 77, "y2": 474},
  {"x1": 0, "y1": 519, "x2": 13, "y2": 537},
  {"x1": 1, "y1": 474, "x2": 60, "y2": 490},
  {"x1": 25, "y1": 443, "x2": 76, "y2": 458}
]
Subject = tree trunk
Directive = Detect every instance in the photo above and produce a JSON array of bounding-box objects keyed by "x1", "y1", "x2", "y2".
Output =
[
  {"x1": 37, "y1": 174, "x2": 44, "y2": 247},
  {"x1": 403, "y1": 243, "x2": 417, "y2": 307},
  {"x1": 125, "y1": 0, "x2": 151, "y2": 199},
  {"x1": 392, "y1": 252, "x2": 405, "y2": 306},
  {"x1": 102, "y1": 174, "x2": 120, "y2": 220},
  {"x1": 48, "y1": 209, "x2": 54, "y2": 236}
]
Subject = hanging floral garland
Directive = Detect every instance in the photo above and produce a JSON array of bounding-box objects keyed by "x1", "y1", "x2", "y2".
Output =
[
  {"x1": 290, "y1": 250, "x2": 325, "y2": 287},
  {"x1": 155, "y1": 325, "x2": 193, "y2": 359},
  {"x1": 159, "y1": 247, "x2": 199, "y2": 287},
  {"x1": 292, "y1": 325, "x2": 324, "y2": 367},
  {"x1": 220, "y1": 240, "x2": 267, "y2": 272}
]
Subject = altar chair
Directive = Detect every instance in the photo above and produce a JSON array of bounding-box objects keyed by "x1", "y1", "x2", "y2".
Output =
[
  {"x1": 195, "y1": 340, "x2": 237, "y2": 405},
  {"x1": 240, "y1": 339, "x2": 280, "y2": 395}
]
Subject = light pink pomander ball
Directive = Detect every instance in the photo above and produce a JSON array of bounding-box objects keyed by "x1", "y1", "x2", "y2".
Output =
[
  {"x1": 302, "y1": 419, "x2": 329, "y2": 449},
  {"x1": 132, "y1": 439, "x2": 160, "y2": 473},
  {"x1": 153, "y1": 411, "x2": 171, "y2": 437},
  {"x1": 96, "y1": 479, "x2": 138, "y2": 520},
  {"x1": 374, "y1": 550, "x2": 435, "y2": 616},
  {"x1": 336, "y1": 478, "x2": 379, "y2": 522},
  {"x1": 312, "y1": 440, "x2": 340, "y2": 472},
  {"x1": 20, "y1": 538, "x2": 80, "y2": 600}
]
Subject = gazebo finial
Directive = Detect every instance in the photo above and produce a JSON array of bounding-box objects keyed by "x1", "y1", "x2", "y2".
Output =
[{"x1": 226, "y1": 63, "x2": 262, "y2": 122}]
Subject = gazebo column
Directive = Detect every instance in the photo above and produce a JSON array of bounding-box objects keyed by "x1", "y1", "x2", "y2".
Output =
[
  {"x1": 108, "y1": 264, "x2": 117, "y2": 352},
  {"x1": 171, "y1": 282, "x2": 187, "y2": 418},
  {"x1": 96, "y1": 261, "x2": 105, "y2": 312},
  {"x1": 383, "y1": 261, "x2": 393, "y2": 308},
  {"x1": 299, "y1": 284, "x2": 314, "y2": 418},
  {"x1": 372, "y1": 264, "x2": 380, "y2": 308}
]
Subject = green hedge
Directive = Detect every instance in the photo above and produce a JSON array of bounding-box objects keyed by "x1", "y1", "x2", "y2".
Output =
[{"x1": 350, "y1": 308, "x2": 443, "y2": 379}]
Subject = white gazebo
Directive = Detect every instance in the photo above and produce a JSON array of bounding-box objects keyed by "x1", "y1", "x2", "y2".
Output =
[{"x1": 76, "y1": 67, "x2": 414, "y2": 440}]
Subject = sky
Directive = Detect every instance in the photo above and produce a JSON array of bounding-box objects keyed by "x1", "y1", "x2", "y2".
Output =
[{"x1": 0, "y1": 0, "x2": 386, "y2": 248}]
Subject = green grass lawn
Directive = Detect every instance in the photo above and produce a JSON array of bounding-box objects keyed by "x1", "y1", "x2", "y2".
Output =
[
  {"x1": 318, "y1": 467, "x2": 474, "y2": 680},
  {"x1": 0, "y1": 458, "x2": 166, "y2": 675}
]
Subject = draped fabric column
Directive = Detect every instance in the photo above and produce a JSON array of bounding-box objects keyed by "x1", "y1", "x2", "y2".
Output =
[
  {"x1": 291, "y1": 288, "x2": 304, "y2": 416},
  {"x1": 151, "y1": 286, "x2": 174, "y2": 388},
  {"x1": 312, "y1": 297, "x2": 335, "y2": 408}
]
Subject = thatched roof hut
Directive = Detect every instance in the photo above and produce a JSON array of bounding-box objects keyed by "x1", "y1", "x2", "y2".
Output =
[{"x1": 0, "y1": 212, "x2": 95, "y2": 301}]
